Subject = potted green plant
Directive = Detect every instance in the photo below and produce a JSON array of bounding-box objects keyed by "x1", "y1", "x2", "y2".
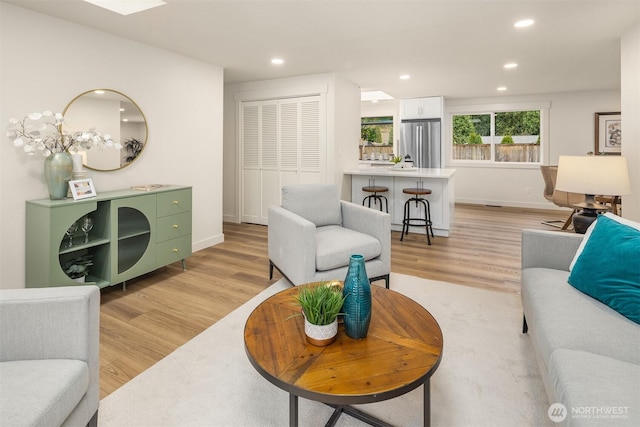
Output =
[
  {"x1": 63, "y1": 254, "x2": 93, "y2": 283},
  {"x1": 294, "y1": 282, "x2": 346, "y2": 346}
]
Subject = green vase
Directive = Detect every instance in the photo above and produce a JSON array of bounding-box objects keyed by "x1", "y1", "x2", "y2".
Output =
[{"x1": 44, "y1": 152, "x2": 73, "y2": 200}]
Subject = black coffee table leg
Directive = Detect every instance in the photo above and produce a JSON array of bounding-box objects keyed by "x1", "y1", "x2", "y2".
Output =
[
  {"x1": 424, "y1": 379, "x2": 431, "y2": 427},
  {"x1": 326, "y1": 404, "x2": 392, "y2": 427},
  {"x1": 290, "y1": 393, "x2": 298, "y2": 427}
]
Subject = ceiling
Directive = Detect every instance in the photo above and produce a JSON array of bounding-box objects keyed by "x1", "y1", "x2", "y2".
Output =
[{"x1": 5, "y1": 0, "x2": 639, "y2": 100}]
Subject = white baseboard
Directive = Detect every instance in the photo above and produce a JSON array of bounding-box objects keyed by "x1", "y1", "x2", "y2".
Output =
[
  {"x1": 455, "y1": 198, "x2": 570, "y2": 211},
  {"x1": 192, "y1": 234, "x2": 224, "y2": 253},
  {"x1": 223, "y1": 214, "x2": 239, "y2": 223}
]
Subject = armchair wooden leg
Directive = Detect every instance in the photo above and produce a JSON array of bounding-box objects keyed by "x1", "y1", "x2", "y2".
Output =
[
  {"x1": 269, "y1": 261, "x2": 274, "y2": 280},
  {"x1": 522, "y1": 315, "x2": 528, "y2": 334}
]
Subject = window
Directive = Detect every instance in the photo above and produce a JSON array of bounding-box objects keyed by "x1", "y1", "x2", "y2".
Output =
[
  {"x1": 361, "y1": 116, "x2": 393, "y2": 145},
  {"x1": 450, "y1": 103, "x2": 547, "y2": 164}
]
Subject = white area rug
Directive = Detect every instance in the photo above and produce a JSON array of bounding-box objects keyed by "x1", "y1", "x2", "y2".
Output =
[{"x1": 98, "y1": 273, "x2": 552, "y2": 427}]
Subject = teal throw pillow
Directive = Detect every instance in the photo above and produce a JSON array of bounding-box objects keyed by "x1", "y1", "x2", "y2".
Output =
[{"x1": 568, "y1": 215, "x2": 640, "y2": 324}]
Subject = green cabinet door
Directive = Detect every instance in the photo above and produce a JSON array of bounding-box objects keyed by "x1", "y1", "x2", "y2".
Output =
[
  {"x1": 26, "y1": 199, "x2": 109, "y2": 287},
  {"x1": 110, "y1": 195, "x2": 157, "y2": 284}
]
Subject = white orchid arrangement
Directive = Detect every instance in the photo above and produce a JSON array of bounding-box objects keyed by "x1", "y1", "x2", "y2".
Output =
[{"x1": 6, "y1": 111, "x2": 121, "y2": 156}]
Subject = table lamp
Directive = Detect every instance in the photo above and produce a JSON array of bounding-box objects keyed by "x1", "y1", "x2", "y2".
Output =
[{"x1": 555, "y1": 155, "x2": 631, "y2": 233}]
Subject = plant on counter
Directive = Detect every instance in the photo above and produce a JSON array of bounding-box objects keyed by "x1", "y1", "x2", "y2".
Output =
[{"x1": 391, "y1": 155, "x2": 402, "y2": 164}]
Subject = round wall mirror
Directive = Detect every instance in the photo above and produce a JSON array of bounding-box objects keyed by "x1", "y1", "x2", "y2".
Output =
[{"x1": 63, "y1": 89, "x2": 148, "y2": 171}]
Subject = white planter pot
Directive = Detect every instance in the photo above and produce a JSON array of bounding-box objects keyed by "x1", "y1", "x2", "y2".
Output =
[
  {"x1": 304, "y1": 317, "x2": 338, "y2": 347},
  {"x1": 72, "y1": 276, "x2": 86, "y2": 283}
]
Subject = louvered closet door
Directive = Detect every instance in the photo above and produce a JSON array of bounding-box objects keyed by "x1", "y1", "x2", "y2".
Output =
[
  {"x1": 241, "y1": 100, "x2": 278, "y2": 224},
  {"x1": 279, "y1": 96, "x2": 324, "y2": 187},
  {"x1": 241, "y1": 96, "x2": 324, "y2": 225},
  {"x1": 299, "y1": 96, "x2": 323, "y2": 184},
  {"x1": 278, "y1": 98, "x2": 299, "y2": 189}
]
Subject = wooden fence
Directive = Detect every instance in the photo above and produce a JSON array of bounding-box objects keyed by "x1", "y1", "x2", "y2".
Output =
[{"x1": 453, "y1": 143, "x2": 540, "y2": 162}]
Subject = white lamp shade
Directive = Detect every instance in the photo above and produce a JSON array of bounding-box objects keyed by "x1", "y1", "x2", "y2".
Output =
[{"x1": 556, "y1": 155, "x2": 631, "y2": 196}]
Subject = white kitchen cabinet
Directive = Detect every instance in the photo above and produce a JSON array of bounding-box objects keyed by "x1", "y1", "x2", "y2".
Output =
[{"x1": 400, "y1": 96, "x2": 443, "y2": 119}]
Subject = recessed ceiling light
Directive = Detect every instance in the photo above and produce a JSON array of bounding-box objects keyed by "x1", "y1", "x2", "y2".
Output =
[
  {"x1": 399, "y1": 74, "x2": 411, "y2": 80},
  {"x1": 514, "y1": 19, "x2": 534, "y2": 28},
  {"x1": 122, "y1": 118, "x2": 129, "y2": 122},
  {"x1": 497, "y1": 86, "x2": 508, "y2": 91},
  {"x1": 271, "y1": 58, "x2": 284, "y2": 65},
  {"x1": 83, "y1": 0, "x2": 166, "y2": 16},
  {"x1": 94, "y1": 90, "x2": 105, "y2": 94},
  {"x1": 504, "y1": 63, "x2": 518, "y2": 69},
  {"x1": 371, "y1": 100, "x2": 379, "y2": 103}
]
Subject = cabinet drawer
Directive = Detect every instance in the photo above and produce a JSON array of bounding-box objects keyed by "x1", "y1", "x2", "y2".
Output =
[
  {"x1": 157, "y1": 235, "x2": 192, "y2": 266},
  {"x1": 156, "y1": 212, "x2": 192, "y2": 243},
  {"x1": 157, "y1": 189, "x2": 192, "y2": 217}
]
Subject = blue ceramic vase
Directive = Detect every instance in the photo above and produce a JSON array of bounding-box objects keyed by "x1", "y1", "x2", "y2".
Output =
[{"x1": 342, "y1": 254, "x2": 371, "y2": 339}]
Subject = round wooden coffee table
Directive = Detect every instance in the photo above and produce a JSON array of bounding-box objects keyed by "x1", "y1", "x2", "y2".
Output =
[{"x1": 244, "y1": 282, "x2": 443, "y2": 427}]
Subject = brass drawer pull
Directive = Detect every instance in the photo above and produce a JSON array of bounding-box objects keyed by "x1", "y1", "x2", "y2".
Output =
[
  {"x1": 173, "y1": 224, "x2": 179, "y2": 228},
  {"x1": 173, "y1": 200, "x2": 179, "y2": 205},
  {"x1": 173, "y1": 248, "x2": 179, "y2": 253}
]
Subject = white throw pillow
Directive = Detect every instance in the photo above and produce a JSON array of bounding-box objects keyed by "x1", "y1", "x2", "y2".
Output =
[{"x1": 569, "y1": 212, "x2": 640, "y2": 271}]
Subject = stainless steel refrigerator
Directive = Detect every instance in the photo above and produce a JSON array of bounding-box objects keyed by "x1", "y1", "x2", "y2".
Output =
[{"x1": 399, "y1": 118, "x2": 441, "y2": 168}]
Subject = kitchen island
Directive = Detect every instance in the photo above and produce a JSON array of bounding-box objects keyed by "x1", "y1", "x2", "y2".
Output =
[{"x1": 345, "y1": 167, "x2": 456, "y2": 237}]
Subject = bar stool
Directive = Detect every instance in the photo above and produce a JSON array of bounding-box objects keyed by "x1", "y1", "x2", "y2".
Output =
[
  {"x1": 362, "y1": 185, "x2": 389, "y2": 212},
  {"x1": 400, "y1": 187, "x2": 434, "y2": 245}
]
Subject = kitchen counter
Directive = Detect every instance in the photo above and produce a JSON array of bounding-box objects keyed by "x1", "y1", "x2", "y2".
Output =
[
  {"x1": 345, "y1": 167, "x2": 456, "y2": 237},
  {"x1": 348, "y1": 166, "x2": 456, "y2": 178}
]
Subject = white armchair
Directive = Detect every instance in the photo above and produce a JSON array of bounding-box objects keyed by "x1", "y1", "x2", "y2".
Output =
[
  {"x1": 268, "y1": 184, "x2": 391, "y2": 288},
  {"x1": 0, "y1": 285, "x2": 100, "y2": 427}
]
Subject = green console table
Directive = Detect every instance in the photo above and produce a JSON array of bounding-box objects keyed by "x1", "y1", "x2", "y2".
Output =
[{"x1": 26, "y1": 185, "x2": 192, "y2": 289}]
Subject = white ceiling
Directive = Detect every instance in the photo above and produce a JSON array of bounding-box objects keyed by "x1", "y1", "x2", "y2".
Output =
[{"x1": 5, "y1": 0, "x2": 640, "y2": 99}]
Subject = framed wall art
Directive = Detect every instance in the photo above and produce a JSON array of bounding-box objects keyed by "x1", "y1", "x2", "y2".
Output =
[{"x1": 594, "y1": 112, "x2": 621, "y2": 155}]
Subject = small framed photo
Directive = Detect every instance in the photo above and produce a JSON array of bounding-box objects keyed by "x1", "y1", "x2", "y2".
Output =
[
  {"x1": 594, "y1": 112, "x2": 621, "y2": 155},
  {"x1": 69, "y1": 179, "x2": 97, "y2": 200}
]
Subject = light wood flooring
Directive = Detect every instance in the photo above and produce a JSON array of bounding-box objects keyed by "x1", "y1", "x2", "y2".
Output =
[{"x1": 99, "y1": 203, "x2": 569, "y2": 398}]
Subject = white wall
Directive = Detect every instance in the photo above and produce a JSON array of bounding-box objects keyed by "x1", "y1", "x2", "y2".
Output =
[
  {"x1": 445, "y1": 90, "x2": 621, "y2": 209},
  {"x1": 332, "y1": 77, "x2": 361, "y2": 200},
  {"x1": 223, "y1": 73, "x2": 360, "y2": 222},
  {"x1": 621, "y1": 24, "x2": 640, "y2": 221},
  {"x1": 0, "y1": 4, "x2": 224, "y2": 289}
]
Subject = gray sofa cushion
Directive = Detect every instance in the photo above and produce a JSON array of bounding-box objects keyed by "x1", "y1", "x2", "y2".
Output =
[
  {"x1": 315, "y1": 225, "x2": 381, "y2": 271},
  {"x1": 0, "y1": 359, "x2": 89, "y2": 427},
  {"x1": 282, "y1": 184, "x2": 342, "y2": 227},
  {"x1": 521, "y1": 268, "x2": 640, "y2": 373},
  {"x1": 549, "y1": 349, "x2": 640, "y2": 426}
]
